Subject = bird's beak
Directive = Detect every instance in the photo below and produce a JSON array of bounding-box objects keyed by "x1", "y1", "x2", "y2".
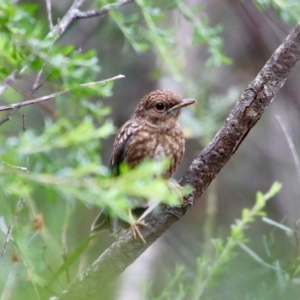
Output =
[{"x1": 168, "y1": 98, "x2": 196, "y2": 112}]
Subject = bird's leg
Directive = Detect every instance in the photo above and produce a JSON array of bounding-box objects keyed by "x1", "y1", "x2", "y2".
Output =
[
  {"x1": 168, "y1": 181, "x2": 184, "y2": 202},
  {"x1": 128, "y1": 209, "x2": 147, "y2": 243}
]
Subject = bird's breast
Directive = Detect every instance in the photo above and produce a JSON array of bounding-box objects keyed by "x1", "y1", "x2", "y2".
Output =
[
  {"x1": 126, "y1": 124, "x2": 185, "y2": 178},
  {"x1": 153, "y1": 143, "x2": 167, "y2": 160},
  {"x1": 153, "y1": 127, "x2": 185, "y2": 178}
]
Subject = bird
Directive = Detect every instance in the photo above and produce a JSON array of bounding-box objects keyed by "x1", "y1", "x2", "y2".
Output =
[{"x1": 91, "y1": 89, "x2": 195, "y2": 243}]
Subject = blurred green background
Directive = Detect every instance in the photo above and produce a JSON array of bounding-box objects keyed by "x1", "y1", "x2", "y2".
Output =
[{"x1": 1, "y1": 0, "x2": 300, "y2": 299}]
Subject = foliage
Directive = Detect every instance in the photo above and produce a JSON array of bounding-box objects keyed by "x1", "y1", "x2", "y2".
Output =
[
  {"x1": 143, "y1": 183, "x2": 300, "y2": 299},
  {"x1": 0, "y1": 1, "x2": 99, "y2": 89},
  {"x1": 176, "y1": 0, "x2": 231, "y2": 68},
  {"x1": 252, "y1": 0, "x2": 300, "y2": 23},
  {"x1": 98, "y1": 0, "x2": 231, "y2": 82},
  {"x1": 0, "y1": 0, "x2": 298, "y2": 300}
]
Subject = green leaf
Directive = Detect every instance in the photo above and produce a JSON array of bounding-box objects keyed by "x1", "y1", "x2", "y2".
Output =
[
  {"x1": 262, "y1": 217, "x2": 293, "y2": 234},
  {"x1": 48, "y1": 235, "x2": 96, "y2": 286}
]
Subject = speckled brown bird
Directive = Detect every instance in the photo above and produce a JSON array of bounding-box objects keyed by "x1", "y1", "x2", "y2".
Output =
[{"x1": 91, "y1": 89, "x2": 195, "y2": 242}]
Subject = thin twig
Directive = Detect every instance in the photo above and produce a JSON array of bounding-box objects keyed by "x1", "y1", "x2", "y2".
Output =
[
  {"x1": 79, "y1": 74, "x2": 125, "y2": 86},
  {"x1": 0, "y1": 64, "x2": 25, "y2": 97},
  {"x1": 23, "y1": 114, "x2": 30, "y2": 172},
  {"x1": 0, "y1": 107, "x2": 18, "y2": 126},
  {"x1": 32, "y1": 69, "x2": 44, "y2": 91},
  {"x1": 0, "y1": 199, "x2": 24, "y2": 265},
  {"x1": 0, "y1": 109, "x2": 31, "y2": 263},
  {"x1": 43, "y1": 246, "x2": 56, "y2": 277},
  {"x1": 73, "y1": 0, "x2": 134, "y2": 19},
  {"x1": 0, "y1": 71, "x2": 19, "y2": 96},
  {"x1": 49, "y1": 0, "x2": 86, "y2": 37},
  {"x1": 62, "y1": 226, "x2": 70, "y2": 284},
  {"x1": 276, "y1": 115, "x2": 300, "y2": 184},
  {"x1": 0, "y1": 68, "x2": 49, "y2": 126},
  {"x1": 0, "y1": 74, "x2": 125, "y2": 113},
  {"x1": 45, "y1": 0, "x2": 54, "y2": 30},
  {"x1": 61, "y1": 204, "x2": 72, "y2": 285},
  {"x1": 0, "y1": 90, "x2": 70, "y2": 113},
  {"x1": 1, "y1": 162, "x2": 28, "y2": 172}
]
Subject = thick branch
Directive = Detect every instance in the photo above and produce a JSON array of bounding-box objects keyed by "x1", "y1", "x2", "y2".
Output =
[{"x1": 54, "y1": 24, "x2": 300, "y2": 300}]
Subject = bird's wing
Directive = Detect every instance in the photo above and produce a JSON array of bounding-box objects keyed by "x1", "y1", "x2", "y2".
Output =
[{"x1": 109, "y1": 120, "x2": 138, "y2": 176}]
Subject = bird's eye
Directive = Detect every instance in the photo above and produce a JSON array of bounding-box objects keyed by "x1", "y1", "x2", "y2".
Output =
[{"x1": 155, "y1": 103, "x2": 165, "y2": 111}]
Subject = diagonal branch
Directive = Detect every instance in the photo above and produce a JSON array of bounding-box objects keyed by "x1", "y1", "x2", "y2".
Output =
[
  {"x1": 0, "y1": 71, "x2": 21, "y2": 96},
  {"x1": 0, "y1": 74, "x2": 125, "y2": 113},
  {"x1": 53, "y1": 23, "x2": 300, "y2": 300},
  {"x1": 0, "y1": 70, "x2": 50, "y2": 126},
  {"x1": 0, "y1": 199, "x2": 24, "y2": 265},
  {"x1": 0, "y1": 90, "x2": 70, "y2": 113}
]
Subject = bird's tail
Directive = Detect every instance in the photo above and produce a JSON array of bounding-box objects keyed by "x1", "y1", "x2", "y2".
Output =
[
  {"x1": 90, "y1": 207, "x2": 149, "y2": 236},
  {"x1": 90, "y1": 209, "x2": 122, "y2": 236}
]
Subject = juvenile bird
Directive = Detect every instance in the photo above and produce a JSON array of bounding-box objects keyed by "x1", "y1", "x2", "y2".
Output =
[{"x1": 91, "y1": 89, "x2": 195, "y2": 242}]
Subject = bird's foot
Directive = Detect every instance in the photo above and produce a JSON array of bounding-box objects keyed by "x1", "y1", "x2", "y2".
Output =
[
  {"x1": 128, "y1": 209, "x2": 147, "y2": 243},
  {"x1": 130, "y1": 221, "x2": 147, "y2": 244}
]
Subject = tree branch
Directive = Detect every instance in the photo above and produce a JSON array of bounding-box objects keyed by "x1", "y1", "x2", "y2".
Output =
[
  {"x1": 0, "y1": 75, "x2": 125, "y2": 113},
  {"x1": 52, "y1": 23, "x2": 300, "y2": 300},
  {"x1": 0, "y1": 90, "x2": 70, "y2": 113},
  {"x1": 0, "y1": 199, "x2": 24, "y2": 265},
  {"x1": 73, "y1": 0, "x2": 134, "y2": 20},
  {"x1": 45, "y1": 0, "x2": 54, "y2": 30},
  {"x1": 0, "y1": 71, "x2": 20, "y2": 96}
]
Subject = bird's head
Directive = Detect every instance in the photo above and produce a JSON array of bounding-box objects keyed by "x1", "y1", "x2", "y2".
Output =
[{"x1": 132, "y1": 89, "x2": 195, "y2": 128}]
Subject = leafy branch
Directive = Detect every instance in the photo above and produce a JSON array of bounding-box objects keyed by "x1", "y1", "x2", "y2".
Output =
[
  {"x1": 0, "y1": 75, "x2": 124, "y2": 112},
  {"x1": 192, "y1": 182, "x2": 282, "y2": 300}
]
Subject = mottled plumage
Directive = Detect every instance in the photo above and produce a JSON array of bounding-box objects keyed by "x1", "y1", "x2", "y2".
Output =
[{"x1": 91, "y1": 89, "x2": 195, "y2": 241}]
